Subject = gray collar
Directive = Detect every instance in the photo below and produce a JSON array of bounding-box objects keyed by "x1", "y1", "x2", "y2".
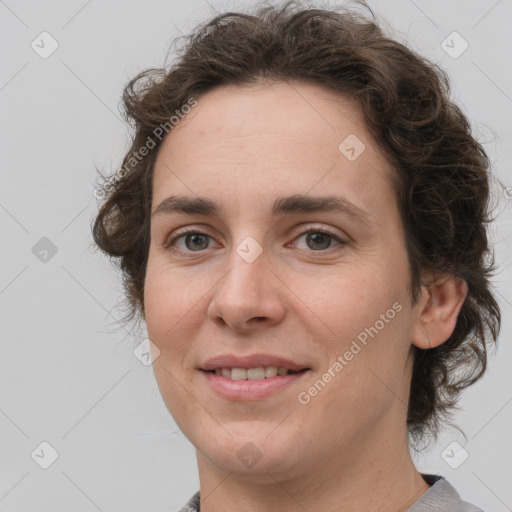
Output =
[{"x1": 408, "y1": 474, "x2": 484, "y2": 512}]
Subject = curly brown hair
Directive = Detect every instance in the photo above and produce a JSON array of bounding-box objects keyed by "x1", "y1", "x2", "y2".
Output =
[{"x1": 92, "y1": 0, "x2": 501, "y2": 445}]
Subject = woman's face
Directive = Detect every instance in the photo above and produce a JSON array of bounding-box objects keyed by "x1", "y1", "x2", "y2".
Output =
[{"x1": 144, "y1": 80, "x2": 423, "y2": 481}]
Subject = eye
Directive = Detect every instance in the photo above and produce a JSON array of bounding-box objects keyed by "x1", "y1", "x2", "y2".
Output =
[
  {"x1": 165, "y1": 230, "x2": 217, "y2": 254},
  {"x1": 290, "y1": 227, "x2": 345, "y2": 251}
]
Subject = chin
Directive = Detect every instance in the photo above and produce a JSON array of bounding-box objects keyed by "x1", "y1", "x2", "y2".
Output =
[{"x1": 194, "y1": 429, "x2": 309, "y2": 480}]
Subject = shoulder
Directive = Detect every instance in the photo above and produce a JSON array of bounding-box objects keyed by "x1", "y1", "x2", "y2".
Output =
[{"x1": 408, "y1": 474, "x2": 485, "y2": 512}]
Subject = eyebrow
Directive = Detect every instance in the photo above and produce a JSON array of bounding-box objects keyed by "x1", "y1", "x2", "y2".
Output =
[{"x1": 152, "y1": 194, "x2": 372, "y2": 224}]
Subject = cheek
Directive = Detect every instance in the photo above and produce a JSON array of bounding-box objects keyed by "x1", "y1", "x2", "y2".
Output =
[
  {"x1": 145, "y1": 266, "x2": 200, "y2": 424},
  {"x1": 292, "y1": 262, "x2": 400, "y2": 338},
  {"x1": 144, "y1": 261, "x2": 203, "y2": 339},
  {"x1": 296, "y1": 260, "x2": 411, "y2": 389},
  {"x1": 300, "y1": 308, "x2": 411, "y2": 442}
]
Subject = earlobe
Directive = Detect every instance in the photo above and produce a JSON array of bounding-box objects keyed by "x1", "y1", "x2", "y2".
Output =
[{"x1": 412, "y1": 273, "x2": 468, "y2": 350}]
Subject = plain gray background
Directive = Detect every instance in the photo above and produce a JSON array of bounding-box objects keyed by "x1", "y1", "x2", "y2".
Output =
[{"x1": 1, "y1": 0, "x2": 511, "y2": 510}]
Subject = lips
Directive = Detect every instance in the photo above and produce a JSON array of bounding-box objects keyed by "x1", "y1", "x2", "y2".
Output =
[{"x1": 199, "y1": 353, "x2": 311, "y2": 399}]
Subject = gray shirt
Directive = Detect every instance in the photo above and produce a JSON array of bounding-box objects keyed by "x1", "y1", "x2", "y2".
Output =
[{"x1": 177, "y1": 474, "x2": 484, "y2": 511}]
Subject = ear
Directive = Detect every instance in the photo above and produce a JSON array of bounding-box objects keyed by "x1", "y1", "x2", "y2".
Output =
[{"x1": 412, "y1": 272, "x2": 468, "y2": 349}]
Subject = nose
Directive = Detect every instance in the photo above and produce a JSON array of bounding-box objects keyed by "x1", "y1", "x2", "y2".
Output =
[{"x1": 207, "y1": 242, "x2": 287, "y2": 332}]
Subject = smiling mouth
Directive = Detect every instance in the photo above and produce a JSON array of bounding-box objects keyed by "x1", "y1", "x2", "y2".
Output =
[{"x1": 204, "y1": 367, "x2": 309, "y2": 381}]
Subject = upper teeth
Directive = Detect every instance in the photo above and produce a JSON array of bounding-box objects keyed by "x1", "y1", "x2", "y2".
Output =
[{"x1": 214, "y1": 366, "x2": 292, "y2": 380}]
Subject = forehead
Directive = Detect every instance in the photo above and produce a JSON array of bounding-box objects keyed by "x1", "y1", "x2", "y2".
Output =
[
  {"x1": 159, "y1": 80, "x2": 367, "y2": 157},
  {"x1": 152, "y1": 80, "x2": 396, "y2": 220}
]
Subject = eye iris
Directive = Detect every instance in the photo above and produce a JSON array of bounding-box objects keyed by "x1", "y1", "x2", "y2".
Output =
[
  {"x1": 307, "y1": 232, "x2": 331, "y2": 250},
  {"x1": 186, "y1": 233, "x2": 209, "y2": 251}
]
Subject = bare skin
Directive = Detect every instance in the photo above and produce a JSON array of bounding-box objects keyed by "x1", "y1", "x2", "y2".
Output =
[{"x1": 144, "y1": 80, "x2": 467, "y2": 511}]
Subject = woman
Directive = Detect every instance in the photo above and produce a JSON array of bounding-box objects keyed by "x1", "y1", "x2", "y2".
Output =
[{"x1": 93, "y1": 2, "x2": 501, "y2": 510}]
